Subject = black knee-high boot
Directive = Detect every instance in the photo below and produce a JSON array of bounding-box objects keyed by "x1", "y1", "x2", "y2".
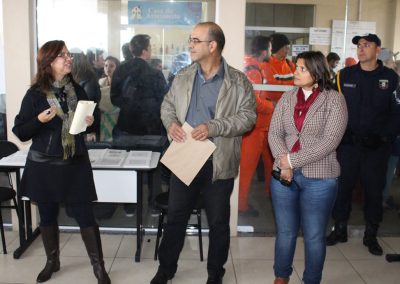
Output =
[
  {"x1": 37, "y1": 226, "x2": 60, "y2": 283},
  {"x1": 80, "y1": 226, "x2": 111, "y2": 284}
]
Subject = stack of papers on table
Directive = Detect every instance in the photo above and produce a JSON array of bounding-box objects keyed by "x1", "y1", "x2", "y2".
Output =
[
  {"x1": 123, "y1": 151, "x2": 152, "y2": 168},
  {"x1": 89, "y1": 149, "x2": 127, "y2": 168}
]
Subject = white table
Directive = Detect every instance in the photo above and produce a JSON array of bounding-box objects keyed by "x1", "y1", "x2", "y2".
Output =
[{"x1": 0, "y1": 150, "x2": 160, "y2": 262}]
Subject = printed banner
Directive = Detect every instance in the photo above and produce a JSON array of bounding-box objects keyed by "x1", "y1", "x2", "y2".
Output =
[{"x1": 128, "y1": 1, "x2": 202, "y2": 26}]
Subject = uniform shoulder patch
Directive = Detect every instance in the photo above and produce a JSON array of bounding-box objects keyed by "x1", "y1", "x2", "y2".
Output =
[{"x1": 379, "y1": 79, "x2": 389, "y2": 90}]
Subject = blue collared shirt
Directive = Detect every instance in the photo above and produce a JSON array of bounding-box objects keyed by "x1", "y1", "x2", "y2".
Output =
[{"x1": 186, "y1": 60, "x2": 225, "y2": 128}]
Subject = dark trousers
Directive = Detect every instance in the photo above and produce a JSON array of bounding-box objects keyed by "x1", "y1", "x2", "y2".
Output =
[
  {"x1": 332, "y1": 143, "x2": 391, "y2": 224},
  {"x1": 158, "y1": 161, "x2": 234, "y2": 278},
  {"x1": 38, "y1": 202, "x2": 96, "y2": 228}
]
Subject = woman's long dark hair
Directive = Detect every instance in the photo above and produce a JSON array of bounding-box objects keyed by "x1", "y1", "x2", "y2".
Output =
[
  {"x1": 296, "y1": 51, "x2": 333, "y2": 91},
  {"x1": 33, "y1": 40, "x2": 73, "y2": 92}
]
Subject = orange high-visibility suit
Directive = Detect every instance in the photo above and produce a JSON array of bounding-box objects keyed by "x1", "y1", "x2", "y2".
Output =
[
  {"x1": 239, "y1": 56, "x2": 274, "y2": 212},
  {"x1": 262, "y1": 55, "x2": 295, "y2": 103}
]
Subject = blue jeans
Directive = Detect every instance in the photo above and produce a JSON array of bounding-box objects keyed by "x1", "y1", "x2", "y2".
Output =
[{"x1": 271, "y1": 170, "x2": 337, "y2": 284}]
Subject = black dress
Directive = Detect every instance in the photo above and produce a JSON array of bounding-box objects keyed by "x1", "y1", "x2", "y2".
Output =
[{"x1": 12, "y1": 82, "x2": 97, "y2": 203}]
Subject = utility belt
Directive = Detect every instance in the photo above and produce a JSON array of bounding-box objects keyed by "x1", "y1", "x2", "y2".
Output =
[{"x1": 341, "y1": 131, "x2": 390, "y2": 150}]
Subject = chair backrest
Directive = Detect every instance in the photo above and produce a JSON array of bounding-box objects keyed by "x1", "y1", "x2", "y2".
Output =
[
  {"x1": 0, "y1": 141, "x2": 19, "y2": 188},
  {"x1": 85, "y1": 141, "x2": 112, "y2": 149},
  {"x1": 0, "y1": 140, "x2": 18, "y2": 159}
]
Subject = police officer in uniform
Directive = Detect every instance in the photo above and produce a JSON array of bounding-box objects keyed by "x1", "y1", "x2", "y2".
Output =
[{"x1": 326, "y1": 34, "x2": 400, "y2": 255}]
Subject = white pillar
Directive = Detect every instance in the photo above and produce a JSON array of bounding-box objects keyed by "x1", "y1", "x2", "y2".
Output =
[
  {"x1": 2, "y1": 0, "x2": 38, "y2": 230},
  {"x1": 3, "y1": 0, "x2": 36, "y2": 147},
  {"x1": 105, "y1": 0, "x2": 121, "y2": 59},
  {"x1": 393, "y1": 0, "x2": 400, "y2": 53},
  {"x1": 215, "y1": 0, "x2": 246, "y2": 237}
]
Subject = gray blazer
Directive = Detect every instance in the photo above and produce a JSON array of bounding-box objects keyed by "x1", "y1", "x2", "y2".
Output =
[{"x1": 268, "y1": 87, "x2": 348, "y2": 179}]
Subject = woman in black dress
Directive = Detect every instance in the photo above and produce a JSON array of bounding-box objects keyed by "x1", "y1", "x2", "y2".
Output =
[{"x1": 12, "y1": 40, "x2": 111, "y2": 284}]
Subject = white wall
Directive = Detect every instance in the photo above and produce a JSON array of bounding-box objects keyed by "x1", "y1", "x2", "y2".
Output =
[
  {"x1": 216, "y1": 0, "x2": 247, "y2": 236},
  {"x1": 3, "y1": 0, "x2": 36, "y2": 149}
]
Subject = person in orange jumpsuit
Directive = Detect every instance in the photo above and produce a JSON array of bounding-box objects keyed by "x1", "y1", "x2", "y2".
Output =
[
  {"x1": 262, "y1": 33, "x2": 296, "y2": 104},
  {"x1": 239, "y1": 36, "x2": 275, "y2": 216}
]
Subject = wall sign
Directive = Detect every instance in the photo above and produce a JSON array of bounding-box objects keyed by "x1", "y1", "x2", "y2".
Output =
[{"x1": 128, "y1": 1, "x2": 202, "y2": 26}]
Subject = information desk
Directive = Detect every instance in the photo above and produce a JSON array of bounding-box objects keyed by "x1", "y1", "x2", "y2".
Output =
[{"x1": 0, "y1": 150, "x2": 160, "y2": 262}]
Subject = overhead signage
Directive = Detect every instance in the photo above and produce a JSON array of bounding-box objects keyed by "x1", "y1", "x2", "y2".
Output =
[{"x1": 128, "y1": 1, "x2": 202, "y2": 26}]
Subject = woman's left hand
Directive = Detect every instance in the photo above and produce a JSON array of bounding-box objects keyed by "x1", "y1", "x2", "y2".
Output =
[
  {"x1": 85, "y1": 115, "x2": 94, "y2": 127},
  {"x1": 279, "y1": 154, "x2": 293, "y2": 182},
  {"x1": 279, "y1": 154, "x2": 291, "y2": 171},
  {"x1": 280, "y1": 168, "x2": 293, "y2": 182}
]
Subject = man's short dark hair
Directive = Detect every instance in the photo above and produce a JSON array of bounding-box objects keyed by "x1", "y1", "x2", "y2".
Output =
[
  {"x1": 251, "y1": 36, "x2": 270, "y2": 57},
  {"x1": 130, "y1": 34, "x2": 151, "y2": 57},
  {"x1": 327, "y1": 52, "x2": 340, "y2": 62},
  {"x1": 197, "y1": 22, "x2": 225, "y2": 54}
]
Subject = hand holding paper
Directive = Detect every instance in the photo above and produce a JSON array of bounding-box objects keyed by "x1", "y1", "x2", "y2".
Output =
[
  {"x1": 69, "y1": 101, "x2": 96, "y2": 135},
  {"x1": 160, "y1": 122, "x2": 216, "y2": 186}
]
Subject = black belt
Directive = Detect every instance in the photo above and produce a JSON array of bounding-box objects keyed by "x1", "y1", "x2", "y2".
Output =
[{"x1": 27, "y1": 150, "x2": 73, "y2": 165}]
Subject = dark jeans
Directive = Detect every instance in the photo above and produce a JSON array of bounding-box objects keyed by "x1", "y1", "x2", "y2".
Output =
[
  {"x1": 38, "y1": 202, "x2": 96, "y2": 228},
  {"x1": 332, "y1": 143, "x2": 391, "y2": 224},
  {"x1": 157, "y1": 160, "x2": 234, "y2": 278}
]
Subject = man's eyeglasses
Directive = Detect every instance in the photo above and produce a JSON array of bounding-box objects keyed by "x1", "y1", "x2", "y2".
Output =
[
  {"x1": 57, "y1": 52, "x2": 74, "y2": 59},
  {"x1": 188, "y1": 37, "x2": 212, "y2": 45},
  {"x1": 272, "y1": 167, "x2": 299, "y2": 188}
]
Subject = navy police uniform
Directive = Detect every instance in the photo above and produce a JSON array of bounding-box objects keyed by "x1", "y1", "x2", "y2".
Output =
[{"x1": 332, "y1": 60, "x2": 400, "y2": 226}]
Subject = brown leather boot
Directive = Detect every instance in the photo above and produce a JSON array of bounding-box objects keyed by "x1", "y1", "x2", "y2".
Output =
[
  {"x1": 80, "y1": 226, "x2": 111, "y2": 284},
  {"x1": 274, "y1": 277, "x2": 289, "y2": 284},
  {"x1": 36, "y1": 226, "x2": 60, "y2": 283}
]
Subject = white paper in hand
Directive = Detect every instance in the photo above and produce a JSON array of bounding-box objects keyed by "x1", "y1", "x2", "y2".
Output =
[{"x1": 69, "y1": 101, "x2": 96, "y2": 135}]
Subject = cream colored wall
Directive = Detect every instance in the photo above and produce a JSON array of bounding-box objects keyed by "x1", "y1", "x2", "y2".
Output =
[
  {"x1": 2, "y1": 0, "x2": 37, "y2": 230},
  {"x1": 3, "y1": 0, "x2": 35, "y2": 149},
  {"x1": 394, "y1": 0, "x2": 400, "y2": 52},
  {"x1": 216, "y1": 0, "x2": 246, "y2": 236},
  {"x1": 359, "y1": 0, "x2": 397, "y2": 51}
]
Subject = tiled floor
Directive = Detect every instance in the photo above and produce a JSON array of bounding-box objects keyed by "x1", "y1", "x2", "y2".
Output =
[{"x1": 1, "y1": 230, "x2": 400, "y2": 283}]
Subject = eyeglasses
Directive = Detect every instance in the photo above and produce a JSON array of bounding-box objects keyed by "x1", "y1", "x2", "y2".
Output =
[
  {"x1": 188, "y1": 37, "x2": 212, "y2": 45},
  {"x1": 271, "y1": 167, "x2": 300, "y2": 189},
  {"x1": 295, "y1": 65, "x2": 308, "y2": 73},
  {"x1": 57, "y1": 52, "x2": 74, "y2": 59}
]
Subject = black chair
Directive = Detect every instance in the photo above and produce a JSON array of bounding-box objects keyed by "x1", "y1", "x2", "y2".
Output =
[
  {"x1": 0, "y1": 140, "x2": 21, "y2": 254},
  {"x1": 153, "y1": 191, "x2": 204, "y2": 261}
]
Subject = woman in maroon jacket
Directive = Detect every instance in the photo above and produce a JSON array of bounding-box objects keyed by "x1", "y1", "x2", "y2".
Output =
[
  {"x1": 13, "y1": 40, "x2": 110, "y2": 284},
  {"x1": 268, "y1": 51, "x2": 348, "y2": 284}
]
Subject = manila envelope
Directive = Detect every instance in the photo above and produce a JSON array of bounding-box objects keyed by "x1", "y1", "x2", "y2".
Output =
[{"x1": 160, "y1": 122, "x2": 216, "y2": 186}]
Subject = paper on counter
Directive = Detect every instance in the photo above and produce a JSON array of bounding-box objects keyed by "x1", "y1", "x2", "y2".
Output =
[
  {"x1": 69, "y1": 100, "x2": 96, "y2": 135},
  {"x1": 160, "y1": 122, "x2": 216, "y2": 186},
  {"x1": 123, "y1": 151, "x2": 152, "y2": 168}
]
